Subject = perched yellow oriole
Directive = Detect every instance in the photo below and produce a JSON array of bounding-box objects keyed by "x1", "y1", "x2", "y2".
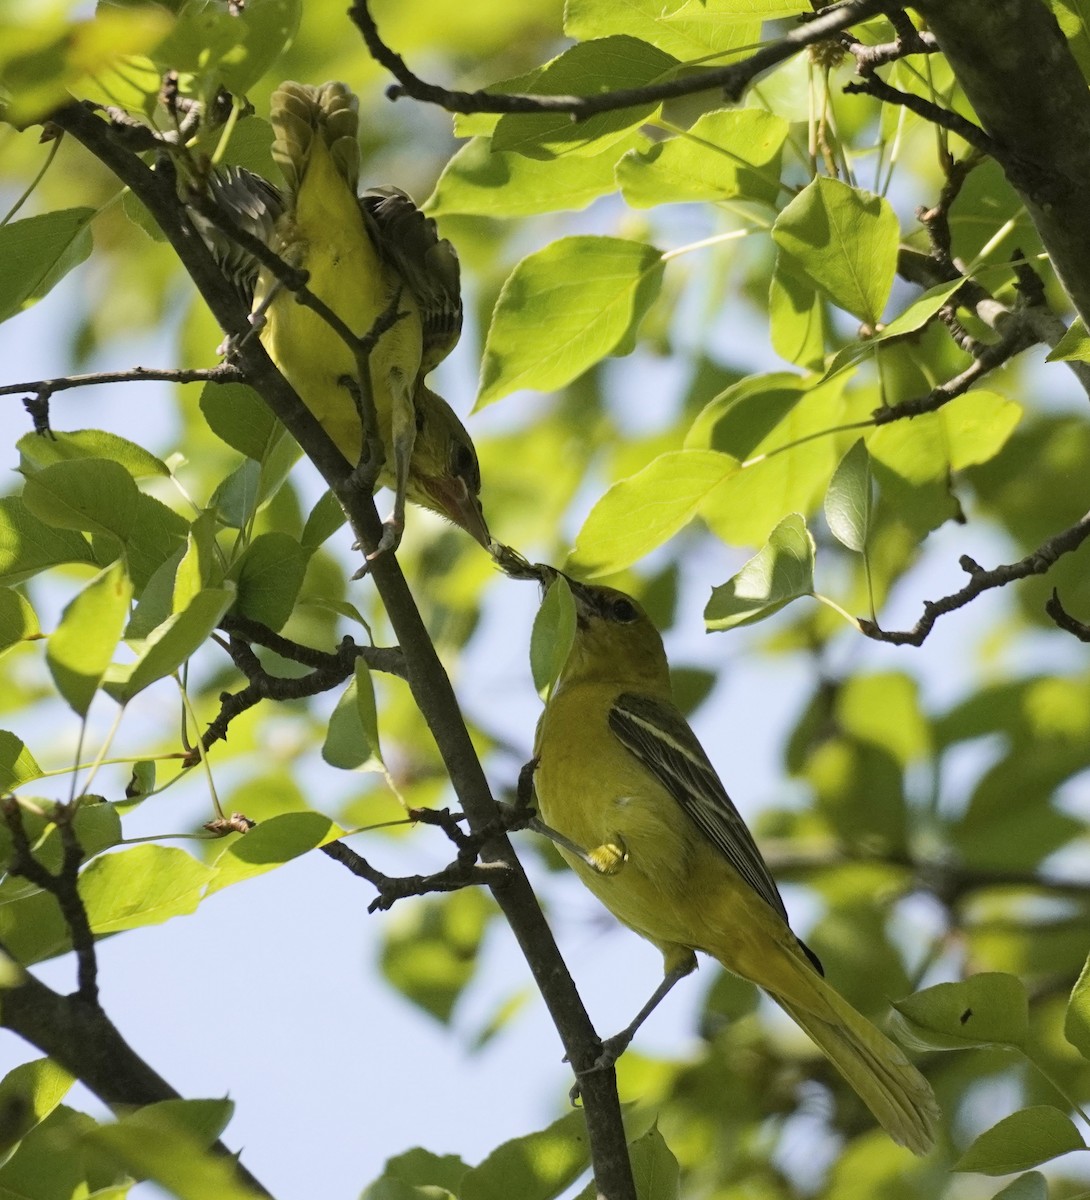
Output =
[
  {"x1": 197, "y1": 81, "x2": 489, "y2": 553},
  {"x1": 530, "y1": 571, "x2": 939, "y2": 1155}
]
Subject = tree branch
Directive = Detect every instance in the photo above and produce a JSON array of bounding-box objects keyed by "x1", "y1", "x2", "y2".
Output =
[
  {"x1": 860, "y1": 511, "x2": 1090, "y2": 645},
  {"x1": 912, "y1": 0, "x2": 1090, "y2": 327},
  {"x1": 349, "y1": 0, "x2": 889, "y2": 116},
  {"x1": 50, "y1": 99, "x2": 637, "y2": 1200},
  {"x1": 842, "y1": 74, "x2": 994, "y2": 155},
  {"x1": 3, "y1": 801, "x2": 97, "y2": 1005},
  {"x1": 0, "y1": 364, "x2": 242, "y2": 401},
  {"x1": 0, "y1": 964, "x2": 273, "y2": 1197}
]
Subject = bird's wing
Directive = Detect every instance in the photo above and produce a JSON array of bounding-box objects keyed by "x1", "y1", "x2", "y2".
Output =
[
  {"x1": 359, "y1": 186, "x2": 463, "y2": 374},
  {"x1": 609, "y1": 691, "x2": 791, "y2": 925},
  {"x1": 197, "y1": 165, "x2": 285, "y2": 307}
]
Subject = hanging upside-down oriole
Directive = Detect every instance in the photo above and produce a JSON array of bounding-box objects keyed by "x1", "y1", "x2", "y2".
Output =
[
  {"x1": 529, "y1": 569, "x2": 939, "y2": 1154},
  {"x1": 196, "y1": 80, "x2": 490, "y2": 554}
]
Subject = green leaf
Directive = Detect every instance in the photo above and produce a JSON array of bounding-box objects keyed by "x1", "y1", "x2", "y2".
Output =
[
  {"x1": 565, "y1": 0, "x2": 774, "y2": 58},
  {"x1": 568, "y1": 450, "x2": 738, "y2": 576},
  {"x1": 769, "y1": 250, "x2": 827, "y2": 371},
  {"x1": 83, "y1": 1100, "x2": 264, "y2": 1200},
  {"x1": 79, "y1": 845, "x2": 215, "y2": 936},
  {"x1": 229, "y1": 532, "x2": 307, "y2": 631},
  {"x1": 627, "y1": 1125, "x2": 680, "y2": 1200},
  {"x1": 46, "y1": 561, "x2": 133, "y2": 716},
  {"x1": 823, "y1": 278, "x2": 967, "y2": 380},
  {"x1": 102, "y1": 586, "x2": 235, "y2": 704},
  {"x1": 0, "y1": 1059, "x2": 74, "y2": 1154},
  {"x1": 1, "y1": 8, "x2": 170, "y2": 123},
  {"x1": 361, "y1": 1148, "x2": 468, "y2": 1199},
  {"x1": 868, "y1": 390, "x2": 1022, "y2": 535},
  {"x1": 772, "y1": 177, "x2": 899, "y2": 325},
  {"x1": 33, "y1": 799, "x2": 122, "y2": 869},
  {"x1": 478, "y1": 237, "x2": 664, "y2": 407},
  {"x1": 1045, "y1": 314, "x2": 1090, "y2": 362},
  {"x1": 208, "y1": 812, "x2": 340, "y2": 895},
  {"x1": 704, "y1": 513, "x2": 815, "y2": 630},
  {"x1": 322, "y1": 659, "x2": 384, "y2": 771},
  {"x1": 617, "y1": 109, "x2": 788, "y2": 208},
  {"x1": 0, "y1": 209, "x2": 94, "y2": 323},
  {"x1": 684, "y1": 371, "x2": 848, "y2": 547},
  {"x1": 210, "y1": 461, "x2": 260, "y2": 535},
  {"x1": 381, "y1": 889, "x2": 493, "y2": 1024},
  {"x1": 120, "y1": 491, "x2": 189, "y2": 591},
  {"x1": 1065, "y1": 947, "x2": 1090, "y2": 1059},
  {"x1": 837, "y1": 673, "x2": 929, "y2": 767},
  {"x1": 151, "y1": 0, "x2": 299, "y2": 95},
  {"x1": 891, "y1": 973, "x2": 1029, "y2": 1051},
  {"x1": 492, "y1": 38, "x2": 679, "y2": 160},
  {"x1": 990, "y1": 1173, "x2": 1048, "y2": 1200},
  {"x1": 21, "y1": 458, "x2": 138, "y2": 543},
  {"x1": 430, "y1": 135, "x2": 632, "y2": 217},
  {"x1": 0, "y1": 587, "x2": 39, "y2": 656},
  {"x1": 17, "y1": 429, "x2": 169, "y2": 478},
  {"x1": 460, "y1": 1109, "x2": 591, "y2": 1200},
  {"x1": 0, "y1": 731, "x2": 42, "y2": 791},
  {"x1": 0, "y1": 1104, "x2": 98, "y2": 1199},
  {"x1": 825, "y1": 437, "x2": 872, "y2": 552},
  {"x1": 199, "y1": 381, "x2": 279, "y2": 461},
  {"x1": 954, "y1": 1107, "x2": 1086, "y2": 1174},
  {"x1": 173, "y1": 513, "x2": 221, "y2": 613},
  {"x1": 0, "y1": 497, "x2": 95, "y2": 585},
  {"x1": 301, "y1": 490, "x2": 345, "y2": 553},
  {"x1": 530, "y1": 576, "x2": 577, "y2": 697}
]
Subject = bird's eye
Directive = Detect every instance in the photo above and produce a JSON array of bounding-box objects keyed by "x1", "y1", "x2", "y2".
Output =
[
  {"x1": 451, "y1": 442, "x2": 475, "y2": 476},
  {"x1": 610, "y1": 597, "x2": 639, "y2": 623}
]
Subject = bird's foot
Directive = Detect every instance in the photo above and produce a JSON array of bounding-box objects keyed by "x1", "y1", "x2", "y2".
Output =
[
  {"x1": 349, "y1": 518, "x2": 403, "y2": 579},
  {"x1": 567, "y1": 1031, "x2": 635, "y2": 1104}
]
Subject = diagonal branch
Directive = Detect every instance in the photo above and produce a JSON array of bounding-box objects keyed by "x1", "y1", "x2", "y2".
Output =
[
  {"x1": 50, "y1": 98, "x2": 637, "y2": 1200},
  {"x1": 349, "y1": 0, "x2": 889, "y2": 116}
]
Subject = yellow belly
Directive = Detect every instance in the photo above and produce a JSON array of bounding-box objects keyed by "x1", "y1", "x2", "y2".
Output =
[
  {"x1": 534, "y1": 682, "x2": 818, "y2": 993},
  {"x1": 254, "y1": 139, "x2": 423, "y2": 468}
]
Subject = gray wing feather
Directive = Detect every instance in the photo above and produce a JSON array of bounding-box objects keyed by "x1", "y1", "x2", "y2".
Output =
[
  {"x1": 359, "y1": 186, "x2": 462, "y2": 373},
  {"x1": 609, "y1": 692, "x2": 790, "y2": 924},
  {"x1": 195, "y1": 166, "x2": 285, "y2": 307}
]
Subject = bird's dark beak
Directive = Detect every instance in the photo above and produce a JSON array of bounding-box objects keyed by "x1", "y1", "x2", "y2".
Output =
[
  {"x1": 536, "y1": 564, "x2": 595, "y2": 615},
  {"x1": 426, "y1": 475, "x2": 492, "y2": 549}
]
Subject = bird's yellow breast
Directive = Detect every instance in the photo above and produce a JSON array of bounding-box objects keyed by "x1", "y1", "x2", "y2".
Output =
[
  {"x1": 535, "y1": 682, "x2": 709, "y2": 950},
  {"x1": 255, "y1": 138, "x2": 423, "y2": 466},
  {"x1": 534, "y1": 680, "x2": 813, "y2": 986}
]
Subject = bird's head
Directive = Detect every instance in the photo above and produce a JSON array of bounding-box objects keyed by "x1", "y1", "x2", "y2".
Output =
[
  {"x1": 408, "y1": 386, "x2": 491, "y2": 549},
  {"x1": 536, "y1": 566, "x2": 670, "y2": 691}
]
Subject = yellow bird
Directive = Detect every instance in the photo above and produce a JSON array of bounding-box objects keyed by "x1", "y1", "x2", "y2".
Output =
[
  {"x1": 530, "y1": 571, "x2": 939, "y2": 1155},
  {"x1": 198, "y1": 81, "x2": 490, "y2": 553}
]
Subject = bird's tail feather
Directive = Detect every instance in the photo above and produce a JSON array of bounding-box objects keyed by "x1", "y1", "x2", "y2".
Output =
[
  {"x1": 270, "y1": 80, "x2": 359, "y2": 198},
  {"x1": 774, "y1": 986, "x2": 939, "y2": 1155}
]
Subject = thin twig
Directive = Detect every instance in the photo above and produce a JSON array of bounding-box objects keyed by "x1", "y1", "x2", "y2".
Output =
[
  {"x1": 0, "y1": 364, "x2": 242, "y2": 400},
  {"x1": 1045, "y1": 589, "x2": 1090, "y2": 642},
  {"x1": 320, "y1": 832, "x2": 511, "y2": 913},
  {"x1": 843, "y1": 74, "x2": 996, "y2": 154},
  {"x1": 3, "y1": 800, "x2": 98, "y2": 1005},
  {"x1": 202, "y1": 630, "x2": 402, "y2": 754},
  {"x1": 871, "y1": 315, "x2": 1039, "y2": 423},
  {"x1": 861, "y1": 512, "x2": 1090, "y2": 645},
  {"x1": 845, "y1": 12, "x2": 938, "y2": 71},
  {"x1": 219, "y1": 614, "x2": 406, "y2": 677}
]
